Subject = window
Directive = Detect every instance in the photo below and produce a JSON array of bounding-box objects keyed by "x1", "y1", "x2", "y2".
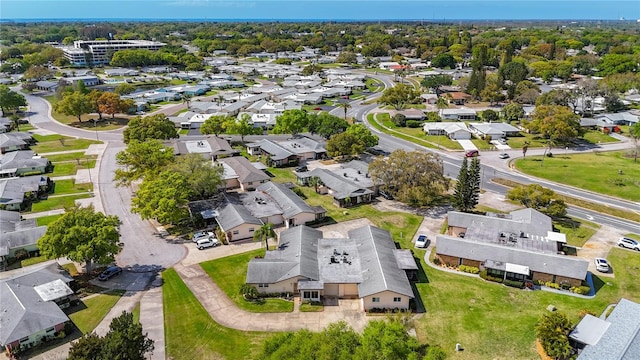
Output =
[
  {"x1": 249, "y1": 228, "x2": 254, "y2": 232},
  {"x1": 46, "y1": 327, "x2": 55, "y2": 333},
  {"x1": 372, "y1": 297, "x2": 380, "y2": 303},
  {"x1": 19, "y1": 337, "x2": 29, "y2": 343},
  {"x1": 393, "y1": 297, "x2": 401, "y2": 302},
  {"x1": 248, "y1": 181, "x2": 253, "y2": 185},
  {"x1": 258, "y1": 283, "x2": 269, "y2": 288},
  {"x1": 232, "y1": 230, "x2": 239, "y2": 235}
]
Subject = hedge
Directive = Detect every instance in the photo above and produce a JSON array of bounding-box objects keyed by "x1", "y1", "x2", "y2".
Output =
[{"x1": 458, "y1": 265, "x2": 480, "y2": 274}]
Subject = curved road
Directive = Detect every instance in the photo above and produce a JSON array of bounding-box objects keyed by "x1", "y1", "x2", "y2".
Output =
[{"x1": 25, "y1": 91, "x2": 186, "y2": 269}]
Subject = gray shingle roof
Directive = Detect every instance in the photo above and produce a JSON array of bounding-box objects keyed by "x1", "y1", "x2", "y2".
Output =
[
  {"x1": 350, "y1": 225, "x2": 414, "y2": 298},
  {"x1": 0, "y1": 151, "x2": 49, "y2": 175},
  {"x1": 249, "y1": 139, "x2": 295, "y2": 161},
  {"x1": 0, "y1": 176, "x2": 49, "y2": 206},
  {"x1": 305, "y1": 168, "x2": 373, "y2": 200},
  {"x1": 256, "y1": 181, "x2": 317, "y2": 219},
  {"x1": 447, "y1": 208, "x2": 552, "y2": 239},
  {"x1": 214, "y1": 202, "x2": 262, "y2": 232},
  {"x1": 576, "y1": 298, "x2": 640, "y2": 360},
  {"x1": 436, "y1": 235, "x2": 589, "y2": 280},
  {"x1": 0, "y1": 263, "x2": 73, "y2": 346},
  {"x1": 217, "y1": 156, "x2": 270, "y2": 184}
]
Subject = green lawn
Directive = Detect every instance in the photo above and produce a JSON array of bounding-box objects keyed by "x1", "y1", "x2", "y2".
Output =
[
  {"x1": 507, "y1": 133, "x2": 548, "y2": 149},
  {"x1": 32, "y1": 134, "x2": 101, "y2": 154},
  {"x1": 36, "y1": 214, "x2": 63, "y2": 226},
  {"x1": 163, "y1": 269, "x2": 267, "y2": 360},
  {"x1": 514, "y1": 151, "x2": 640, "y2": 202},
  {"x1": 471, "y1": 138, "x2": 493, "y2": 151},
  {"x1": 30, "y1": 194, "x2": 91, "y2": 213},
  {"x1": 300, "y1": 302, "x2": 324, "y2": 312},
  {"x1": 200, "y1": 249, "x2": 295, "y2": 313},
  {"x1": 45, "y1": 152, "x2": 97, "y2": 162},
  {"x1": 20, "y1": 255, "x2": 50, "y2": 267},
  {"x1": 53, "y1": 179, "x2": 93, "y2": 195},
  {"x1": 51, "y1": 160, "x2": 96, "y2": 177},
  {"x1": 368, "y1": 113, "x2": 451, "y2": 150},
  {"x1": 553, "y1": 217, "x2": 600, "y2": 247},
  {"x1": 69, "y1": 290, "x2": 124, "y2": 334},
  {"x1": 132, "y1": 302, "x2": 141, "y2": 324},
  {"x1": 44, "y1": 95, "x2": 128, "y2": 130},
  {"x1": 625, "y1": 233, "x2": 640, "y2": 241},
  {"x1": 416, "y1": 247, "x2": 640, "y2": 359},
  {"x1": 582, "y1": 131, "x2": 618, "y2": 144}
]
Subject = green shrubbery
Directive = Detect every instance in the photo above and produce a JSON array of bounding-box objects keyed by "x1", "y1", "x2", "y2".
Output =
[
  {"x1": 458, "y1": 265, "x2": 480, "y2": 274},
  {"x1": 545, "y1": 281, "x2": 561, "y2": 289},
  {"x1": 479, "y1": 270, "x2": 503, "y2": 283},
  {"x1": 503, "y1": 279, "x2": 525, "y2": 288},
  {"x1": 406, "y1": 120, "x2": 423, "y2": 128}
]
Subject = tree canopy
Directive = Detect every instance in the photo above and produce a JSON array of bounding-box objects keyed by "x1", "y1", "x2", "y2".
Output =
[
  {"x1": 506, "y1": 184, "x2": 567, "y2": 218},
  {"x1": 369, "y1": 150, "x2": 449, "y2": 207},
  {"x1": 452, "y1": 157, "x2": 480, "y2": 212},
  {"x1": 37, "y1": 205, "x2": 120, "y2": 273},
  {"x1": 272, "y1": 109, "x2": 309, "y2": 136},
  {"x1": 308, "y1": 112, "x2": 349, "y2": 139},
  {"x1": 525, "y1": 105, "x2": 582, "y2": 142},
  {"x1": 379, "y1": 83, "x2": 421, "y2": 110},
  {"x1": 123, "y1": 114, "x2": 179, "y2": 144},
  {"x1": 114, "y1": 139, "x2": 175, "y2": 186},
  {"x1": 535, "y1": 312, "x2": 573, "y2": 360},
  {"x1": 168, "y1": 153, "x2": 223, "y2": 200},
  {"x1": 131, "y1": 170, "x2": 192, "y2": 224},
  {"x1": 201, "y1": 114, "x2": 233, "y2": 137},
  {"x1": 55, "y1": 91, "x2": 92, "y2": 122},
  {"x1": 0, "y1": 85, "x2": 27, "y2": 114}
]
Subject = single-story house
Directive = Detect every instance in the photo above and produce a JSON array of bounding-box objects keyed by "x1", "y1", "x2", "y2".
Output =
[
  {"x1": 0, "y1": 263, "x2": 76, "y2": 355},
  {"x1": 104, "y1": 68, "x2": 139, "y2": 77},
  {"x1": 165, "y1": 137, "x2": 238, "y2": 160},
  {"x1": 247, "y1": 137, "x2": 326, "y2": 167},
  {"x1": 214, "y1": 202, "x2": 263, "y2": 242},
  {"x1": 246, "y1": 224, "x2": 416, "y2": 310},
  {"x1": 35, "y1": 81, "x2": 59, "y2": 92},
  {"x1": 297, "y1": 165, "x2": 374, "y2": 208},
  {"x1": 436, "y1": 208, "x2": 589, "y2": 287},
  {"x1": 570, "y1": 298, "x2": 640, "y2": 359},
  {"x1": 0, "y1": 209, "x2": 46, "y2": 264},
  {"x1": 64, "y1": 76, "x2": 99, "y2": 87},
  {"x1": 445, "y1": 92, "x2": 472, "y2": 105},
  {"x1": 238, "y1": 113, "x2": 278, "y2": 129},
  {"x1": 391, "y1": 109, "x2": 426, "y2": 120},
  {"x1": 579, "y1": 118, "x2": 617, "y2": 132},
  {"x1": 0, "y1": 133, "x2": 34, "y2": 154},
  {"x1": 421, "y1": 93, "x2": 438, "y2": 105},
  {"x1": 217, "y1": 156, "x2": 270, "y2": 191},
  {"x1": 0, "y1": 151, "x2": 52, "y2": 178},
  {"x1": 422, "y1": 122, "x2": 472, "y2": 140},
  {"x1": 467, "y1": 122, "x2": 521, "y2": 139},
  {"x1": 0, "y1": 118, "x2": 11, "y2": 133},
  {"x1": 240, "y1": 181, "x2": 325, "y2": 227},
  {"x1": 379, "y1": 62, "x2": 400, "y2": 70},
  {"x1": 0, "y1": 176, "x2": 53, "y2": 211},
  {"x1": 439, "y1": 108, "x2": 477, "y2": 121},
  {"x1": 595, "y1": 112, "x2": 639, "y2": 125}
]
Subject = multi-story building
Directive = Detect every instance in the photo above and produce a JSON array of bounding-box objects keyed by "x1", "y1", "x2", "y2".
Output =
[{"x1": 62, "y1": 40, "x2": 166, "y2": 66}]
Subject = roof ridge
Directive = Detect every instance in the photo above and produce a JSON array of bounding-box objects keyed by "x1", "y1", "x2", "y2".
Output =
[{"x1": 365, "y1": 225, "x2": 388, "y2": 291}]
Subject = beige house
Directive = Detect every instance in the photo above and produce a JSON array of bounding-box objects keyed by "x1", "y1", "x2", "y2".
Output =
[
  {"x1": 246, "y1": 225, "x2": 416, "y2": 311},
  {"x1": 214, "y1": 202, "x2": 263, "y2": 242},
  {"x1": 217, "y1": 156, "x2": 270, "y2": 192}
]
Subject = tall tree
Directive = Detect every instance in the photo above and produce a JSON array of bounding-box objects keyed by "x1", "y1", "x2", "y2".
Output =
[
  {"x1": 346, "y1": 123, "x2": 378, "y2": 147},
  {"x1": 37, "y1": 205, "x2": 120, "y2": 273},
  {"x1": 326, "y1": 132, "x2": 366, "y2": 157},
  {"x1": 467, "y1": 157, "x2": 481, "y2": 211},
  {"x1": 55, "y1": 91, "x2": 92, "y2": 122},
  {"x1": 272, "y1": 109, "x2": 309, "y2": 136},
  {"x1": 114, "y1": 139, "x2": 175, "y2": 186},
  {"x1": 0, "y1": 85, "x2": 27, "y2": 114},
  {"x1": 123, "y1": 114, "x2": 178, "y2": 144},
  {"x1": 452, "y1": 157, "x2": 469, "y2": 212},
  {"x1": 253, "y1": 223, "x2": 276, "y2": 249},
  {"x1": 131, "y1": 170, "x2": 192, "y2": 224},
  {"x1": 169, "y1": 153, "x2": 223, "y2": 200},
  {"x1": 629, "y1": 122, "x2": 640, "y2": 163},
  {"x1": 201, "y1": 114, "x2": 232, "y2": 137},
  {"x1": 97, "y1": 91, "x2": 127, "y2": 119},
  {"x1": 226, "y1": 113, "x2": 259, "y2": 145},
  {"x1": 314, "y1": 113, "x2": 349, "y2": 139},
  {"x1": 87, "y1": 90, "x2": 104, "y2": 120},
  {"x1": 379, "y1": 83, "x2": 420, "y2": 110},
  {"x1": 421, "y1": 74, "x2": 453, "y2": 93},
  {"x1": 502, "y1": 103, "x2": 525, "y2": 123},
  {"x1": 507, "y1": 184, "x2": 567, "y2": 217},
  {"x1": 525, "y1": 105, "x2": 582, "y2": 144},
  {"x1": 336, "y1": 101, "x2": 352, "y2": 121}
]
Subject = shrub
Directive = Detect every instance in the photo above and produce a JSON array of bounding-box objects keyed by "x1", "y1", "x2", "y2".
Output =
[
  {"x1": 504, "y1": 279, "x2": 525, "y2": 288},
  {"x1": 291, "y1": 187, "x2": 307, "y2": 199},
  {"x1": 578, "y1": 309, "x2": 596, "y2": 319},
  {"x1": 425, "y1": 346, "x2": 447, "y2": 360},
  {"x1": 533, "y1": 279, "x2": 545, "y2": 286},
  {"x1": 432, "y1": 256, "x2": 442, "y2": 266},
  {"x1": 391, "y1": 114, "x2": 406, "y2": 127},
  {"x1": 545, "y1": 281, "x2": 561, "y2": 289},
  {"x1": 479, "y1": 270, "x2": 503, "y2": 283},
  {"x1": 406, "y1": 120, "x2": 423, "y2": 128},
  {"x1": 571, "y1": 286, "x2": 591, "y2": 295},
  {"x1": 458, "y1": 265, "x2": 480, "y2": 274},
  {"x1": 240, "y1": 284, "x2": 259, "y2": 300}
]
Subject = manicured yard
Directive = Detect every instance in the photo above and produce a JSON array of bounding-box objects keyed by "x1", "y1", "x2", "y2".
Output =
[
  {"x1": 163, "y1": 269, "x2": 266, "y2": 360},
  {"x1": 553, "y1": 217, "x2": 600, "y2": 247},
  {"x1": 416, "y1": 247, "x2": 640, "y2": 359},
  {"x1": 625, "y1": 233, "x2": 640, "y2": 241},
  {"x1": 30, "y1": 194, "x2": 91, "y2": 213},
  {"x1": 582, "y1": 130, "x2": 618, "y2": 144},
  {"x1": 44, "y1": 95, "x2": 129, "y2": 130},
  {"x1": 368, "y1": 113, "x2": 462, "y2": 150},
  {"x1": 200, "y1": 249, "x2": 295, "y2": 313},
  {"x1": 68, "y1": 290, "x2": 124, "y2": 334},
  {"x1": 32, "y1": 134, "x2": 101, "y2": 153},
  {"x1": 36, "y1": 214, "x2": 63, "y2": 226},
  {"x1": 506, "y1": 133, "x2": 548, "y2": 149},
  {"x1": 51, "y1": 160, "x2": 96, "y2": 177},
  {"x1": 299, "y1": 302, "x2": 324, "y2": 312},
  {"x1": 45, "y1": 152, "x2": 97, "y2": 162},
  {"x1": 52, "y1": 179, "x2": 93, "y2": 195},
  {"x1": 514, "y1": 151, "x2": 640, "y2": 202}
]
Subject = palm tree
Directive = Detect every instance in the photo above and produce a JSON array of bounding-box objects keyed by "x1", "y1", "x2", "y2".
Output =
[
  {"x1": 435, "y1": 96, "x2": 449, "y2": 110},
  {"x1": 182, "y1": 94, "x2": 193, "y2": 110},
  {"x1": 336, "y1": 101, "x2": 351, "y2": 121},
  {"x1": 308, "y1": 176, "x2": 322, "y2": 193},
  {"x1": 253, "y1": 223, "x2": 276, "y2": 249}
]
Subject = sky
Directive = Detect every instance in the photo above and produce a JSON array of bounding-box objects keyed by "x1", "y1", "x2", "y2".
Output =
[{"x1": 1, "y1": 0, "x2": 639, "y2": 21}]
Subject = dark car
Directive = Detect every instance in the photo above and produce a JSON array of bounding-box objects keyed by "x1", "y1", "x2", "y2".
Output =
[
  {"x1": 295, "y1": 165, "x2": 308, "y2": 172},
  {"x1": 98, "y1": 266, "x2": 122, "y2": 281},
  {"x1": 379, "y1": 190, "x2": 394, "y2": 200}
]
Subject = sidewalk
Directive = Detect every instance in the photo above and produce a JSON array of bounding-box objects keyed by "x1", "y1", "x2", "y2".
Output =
[{"x1": 140, "y1": 287, "x2": 165, "y2": 360}]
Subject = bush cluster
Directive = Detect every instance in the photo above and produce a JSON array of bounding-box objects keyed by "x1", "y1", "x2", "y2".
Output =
[
  {"x1": 458, "y1": 265, "x2": 480, "y2": 274},
  {"x1": 570, "y1": 285, "x2": 591, "y2": 295},
  {"x1": 503, "y1": 279, "x2": 525, "y2": 288},
  {"x1": 406, "y1": 120, "x2": 423, "y2": 128},
  {"x1": 545, "y1": 281, "x2": 561, "y2": 289},
  {"x1": 479, "y1": 270, "x2": 503, "y2": 283},
  {"x1": 367, "y1": 307, "x2": 410, "y2": 314}
]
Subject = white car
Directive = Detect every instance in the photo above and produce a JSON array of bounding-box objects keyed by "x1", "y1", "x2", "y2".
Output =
[
  {"x1": 617, "y1": 237, "x2": 640, "y2": 251},
  {"x1": 594, "y1": 258, "x2": 610, "y2": 273},
  {"x1": 415, "y1": 234, "x2": 428, "y2": 248},
  {"x1": 196, "y1": 237, "x2": 220, "y2": 250},
  {"x1": 499, "y1": 153, "x2": 510, "y2": 159},
  {"x1": 192, "y1": 231, "x2": 214, "y2": 243}
]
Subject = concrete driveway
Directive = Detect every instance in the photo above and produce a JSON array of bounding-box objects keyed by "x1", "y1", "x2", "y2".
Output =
[{"x1": 577, "y1": 225, "x2": 626, "y2": 278}]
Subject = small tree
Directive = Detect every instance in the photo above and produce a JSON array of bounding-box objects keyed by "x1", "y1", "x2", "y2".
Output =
[
  {"x1": 253, "y1": 223, "x2": 276, "y2": 249},
  {"x1": 535, "y1": 312, "x2": 573, "y2": 360},
  {"x1": 630, "y1": 122, "x2": 640, "y2": 163},
  {"x1": 308, "y1": 176, "x2": 322, "y2": 193},
  {"x1": 336, "y1": 101, "x2": 352, "y2": 120}
]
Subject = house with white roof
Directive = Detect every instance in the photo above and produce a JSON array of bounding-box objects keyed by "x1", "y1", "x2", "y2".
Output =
[
  {"x1": 468, "y1": 122, "x2": 521, "y2": 139},
  {"x1": 245, "y1": 224, "x2": 416, "y2": 310},
  {"x1": 423, "y1": 122, "x2": 472, "y2": 140},
  {"x1": 439, "y1": 108, "x2": 477, "y2": 121}
]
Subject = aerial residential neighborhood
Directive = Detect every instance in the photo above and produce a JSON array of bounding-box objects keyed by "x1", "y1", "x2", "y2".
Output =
[{"x1": 0, "y1": 6, "x2": 639, "y2": 360}]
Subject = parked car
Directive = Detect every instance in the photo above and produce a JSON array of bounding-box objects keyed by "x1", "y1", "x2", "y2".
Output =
[
  {"x1": 617, "y1": 237, "x2": 640, "y2": 251},
  {"x1": 498, "y1": 138, "x2": 508, "y2": 145},
  {"x1": 499, "y1": 152, "x2": 510, "y2": 159},
  {"x1": 415, "y1": 234, "x2": 428, "y2": 248},
  {"x1": 379, "y1": 190, "x2": 394, "y2": 200},
  {"x1": 192, "y1": 231, "x2": 214, "y2": 242},
  {"x1": 295, "y1": 165, "x2": 308, "y2": 172},
  {"x1": 98, "y1": 266, "x2": 122, "y2": 281},
  {"x1": 465, "y1": 150, "x2": 479, "y2": 157},
  {"x1": 196, "y1": 237, "x2": 220, "y2": 250},
  {"x1": 594, "y1": 258, "x2": 610, "y2": 273}
]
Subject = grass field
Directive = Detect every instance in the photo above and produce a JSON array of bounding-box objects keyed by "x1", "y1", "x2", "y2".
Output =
[
  {"x1": 514, "y1": 151, "x2": 640, "y2": 202},
  {"x1": 30, "y1": 194, "x2": 91, "y2": 213},
  {"x1": 69, "y1": 290, "x2": 124, "y2": 334},
  {"x1": 163, "y1": 269, "x2": 267, "y2": 360},
  {"x1": 553, "y1": 217, "x2": 600, "y2": 247},
  {"x1": 51, "y1": 160, "x2": 96, "y2": 177},
  {"x1": 32, "y1": 134, "x2": 101, "y2": 154},
  {"x1": 36, "y1": 214, "x2": 63, "y2": 226},
  {"x1": 416, "y1": 247, "x2": 640, "y2": 359},
  {"x1": 53, "y1": 179, "x2": 93, "y2": 195},
  {"x1": 44, "y1": 95, "x2": 129, "y2": 130},
  {"x1": 45, "y1": 152, "x2": 97, "y2": 162},
  {"x1": 200, "y1": 249, "x2": 295, "y2": 313}
]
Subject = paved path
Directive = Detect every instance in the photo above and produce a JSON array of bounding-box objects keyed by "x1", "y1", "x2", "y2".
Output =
[
  {"x1": 174, "y1": 263, "x2": 370, "y2": 332},
  {"x1": 140, "y1": 287, "x2": 165, "y2": 360}
]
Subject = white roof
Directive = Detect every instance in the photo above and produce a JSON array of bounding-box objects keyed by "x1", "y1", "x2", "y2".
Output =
[
  {"x1": 546, "y1": 231, "x2": 567, "y2": 244},
  {"x1": 505, "y1": 263, "x2": 530, "y2": 275}
]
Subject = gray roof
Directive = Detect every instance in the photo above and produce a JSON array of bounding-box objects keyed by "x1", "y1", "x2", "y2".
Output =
[
  {"x1": 304, "y1": 168, "x2": 373, "y2": 200},
  {"x1": 393, "y1": 249, "x2": 419, "y2": 270},
  {"x1": 217, "y1": 156, "x2": 270, "y2": 184},
  {"x1": 215, "y1": 202, "x2": 262, "y2": 232},
  {"x1": 0, "y1": 226, "x2": 47, "y2": 256},
  {"x1": 570, "y1": 314, "x2": 611, "y2": 346},
  {"x1": 249, "y1": 139, "x2": 295, "y2": 161},
  {"x1": 256, "y1": 181, "x2": 318, "y2": 219},
  {"x1": 469, "y1": 122, "x2": 520, "y2": 135},
  {"x1": 0, "y1": 176, "x2": 49, "y2": 206},
  {"x1": 350, "y1": 225, "x2": 414, "y2": 298},
  {"x1": 0, "y1": 133, "x2": 31, "y2": 149},
  {"x1": 0, "y1": 263, "x2": 73, "y2": 346},
  {"x1": 576, "y1": 298, "x2": 640, "y2": 360},
  {"x1": 448, "y1": 208, "x2": 552, "y2": 239},
  {"x1": 0, "y1": 151, "x2": 49, "y2": 175},
  {"x1": 436, "y1": 235, "x2": 589, "y2": 280},
  {"x1": 165, "y1": 137, "x2": 238, "y2": 158}
]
